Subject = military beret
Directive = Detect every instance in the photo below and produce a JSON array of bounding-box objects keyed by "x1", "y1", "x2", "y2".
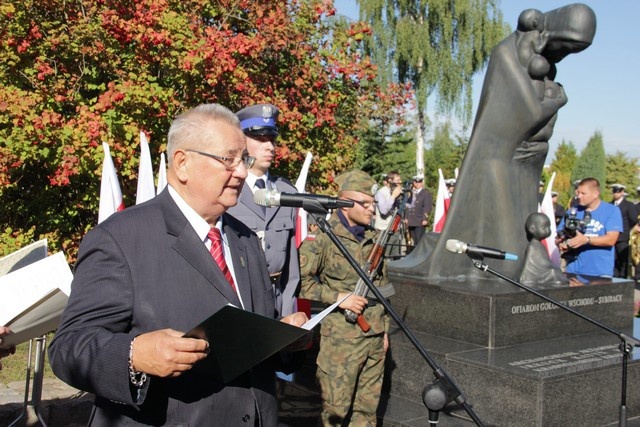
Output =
[
  {"x1": 335, "y1": 170, "x2": 376, "y2": 197},
  {"x1": 235, "y1": 104, "x2": 279, "y2": 137}
]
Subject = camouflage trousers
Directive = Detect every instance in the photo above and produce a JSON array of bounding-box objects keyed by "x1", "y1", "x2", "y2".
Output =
[{"x1": 316, "y1": 333, "x2": 386, "y2": 426}]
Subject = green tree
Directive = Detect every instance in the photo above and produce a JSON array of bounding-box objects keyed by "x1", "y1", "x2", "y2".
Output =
[
  {"x1": 605, "y1": 151, "x2": 639, "y2": 193},
  {"x1": 423, "y1": 121, "x2": 464, "y2": 189},
  {"x1": 571, "y1": 131, "x2": 606, "y2": 190},
  {"x1": 549, "y1": 140, "x2": 578, "y2": 206},
  {"x1": 356, "y1": 0, "x2": 507, "y2": 176},
  {"x1": 353, "y1": 85, "x2": 417, "y2": 181},
  {"x1": 354, "y1": 124, "x2": 414, "y2": 182},
  {"x1": 0, "y1": 0, "x2": 409, "y2": 258}
]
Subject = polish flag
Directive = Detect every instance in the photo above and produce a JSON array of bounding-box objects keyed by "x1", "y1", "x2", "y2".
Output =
[
  {"x1": 98, "y1": 142, "x2": 125, "y2": 223},
  {"x1": 156, "y1": 152, "x2": 167, "y2": 195},
  {"x1": 433, "y1": 169, "x2": 450, "y2": 232},
  {"x1": 293, "y1": 152, "x2": 313, "y2": 320},
  {"x1": 136, "y1": 132, "x2": 156, "y2": 204},
  {"x1": 294, "y1": 152, "x2": 313, "y2": 248},
  {"x1": 539, "y1": 172, "x2": 561, "y2": 267}
]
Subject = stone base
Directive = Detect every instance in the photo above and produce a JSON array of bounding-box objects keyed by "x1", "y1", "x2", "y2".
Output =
[
  {"x1": 388, "y1": 273, "x2": 635, "y2": 347},
  {"x1": 385, "y1": 325, "x2": 640, "y2": 426}
]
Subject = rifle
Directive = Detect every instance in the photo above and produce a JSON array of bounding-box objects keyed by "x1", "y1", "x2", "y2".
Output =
[{"x1": 344, "y1": 189, "x2": 410, "y2": 331}]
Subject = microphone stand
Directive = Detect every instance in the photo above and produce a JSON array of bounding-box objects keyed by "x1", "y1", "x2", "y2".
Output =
[
  {"x1": 308, "y1": 206, "x2": 485, "y2": 426},
  {"x1": 466, "y1": 253, "x2": 640, "y2": 427}
]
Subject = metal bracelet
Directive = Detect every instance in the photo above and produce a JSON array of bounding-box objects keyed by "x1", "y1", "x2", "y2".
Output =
[{"x1": 129, "y1": 338, "x2": 148, "y2": 388}]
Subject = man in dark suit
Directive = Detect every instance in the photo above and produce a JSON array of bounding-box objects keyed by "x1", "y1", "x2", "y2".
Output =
[
  {"x1": 49, "y1": 104, "x2": 308, "y2": 426},
  {"x1": 610, "y1": 183, "x2": 638, "y2": 278},
  {"x1": 404, "y1": 175, "x2": 432, "y2": 248},
  {"x1": 552, "y1": 191, "x2": 565, "y2": 226},
  {"x1": 228, "y1": 104, "x2": 299, "y2": 318}
]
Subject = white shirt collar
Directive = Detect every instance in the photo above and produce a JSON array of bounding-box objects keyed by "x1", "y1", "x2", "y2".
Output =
[
  {"x1": 167, "y1": 185, "x2": 224, "y2": 243},
  {"x1": 246, "y1": 172, "x2": 270, "y2": 192}
]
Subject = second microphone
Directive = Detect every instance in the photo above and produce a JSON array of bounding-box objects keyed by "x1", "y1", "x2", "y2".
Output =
[{"x1": 254, "y1": 188, "x2": 354, "y2": 212}]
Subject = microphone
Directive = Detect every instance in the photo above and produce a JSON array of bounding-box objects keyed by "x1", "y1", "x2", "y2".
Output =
[
  {"x1": 254, "y1": 189, "x2": 354, "y2": 211},
  {"x1": 445, "y1": 239, "x2": 518, "y2": 261}
]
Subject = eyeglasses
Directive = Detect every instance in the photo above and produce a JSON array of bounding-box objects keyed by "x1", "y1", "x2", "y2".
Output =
[
  {"x1": 346, "y1": 198, "x2": 376, "y2": 209},
  {"x1": 612, "y1": 188, "x2": 624, "y2": 193},
  {"x1": 186, "y1": 149, "x2": 255, "y2": 170}
]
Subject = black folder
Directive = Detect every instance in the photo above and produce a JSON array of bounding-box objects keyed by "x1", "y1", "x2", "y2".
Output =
[{"x1": 183, "y1": 305, "x2": 308, "y2": 383}]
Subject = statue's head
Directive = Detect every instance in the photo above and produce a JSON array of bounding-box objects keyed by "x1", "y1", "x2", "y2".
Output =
[{"x1": 525, "y1": 212, "x2": 552, "y2": 241}]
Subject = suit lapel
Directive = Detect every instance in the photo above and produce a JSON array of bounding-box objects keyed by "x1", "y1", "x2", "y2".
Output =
[{"x1": 159, "y1": 190, "x2": 242, "y2": 306}]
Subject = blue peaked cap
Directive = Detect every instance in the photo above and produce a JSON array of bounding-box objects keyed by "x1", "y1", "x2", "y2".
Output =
[{"x1": 235, "y1": 104, "x2": 279, "y2": 137}]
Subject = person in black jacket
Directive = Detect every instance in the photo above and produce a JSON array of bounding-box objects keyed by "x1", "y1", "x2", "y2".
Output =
[
  {"x1": 404, "y1": 175, "x2": 433, "y2": 248},
  {"x1": 610, "y1": 184, "x2": 638, "y2": 278}
]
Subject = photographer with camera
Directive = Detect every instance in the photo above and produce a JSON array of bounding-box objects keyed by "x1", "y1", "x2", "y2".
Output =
[
  {"x1": 375, "y1": 171, "x2": 406, "y2": 258},
  {"x1": 556, "y1": 178, "x2": 623, "y2": 277}
]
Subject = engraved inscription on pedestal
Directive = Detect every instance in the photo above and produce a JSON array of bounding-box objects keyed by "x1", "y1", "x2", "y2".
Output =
[{"x1": 508, "y1": 344, "x2": 621, "y2": 377}]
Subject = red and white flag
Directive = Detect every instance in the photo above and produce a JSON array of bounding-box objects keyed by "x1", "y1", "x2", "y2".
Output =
[
  {"x1": 136, "y1": 132, "x2": 156, "y2": 204},
  {"x1": 539, "y1": 172, "x2": 561, "y2": 267},
  {"x1": 293, "y1": 152, "x2": 313, "y2": 321},
  {"x1": 98, "y1": 142, "x2": 125, "y2": 223},
  {"x1": 294, "y1": 152, "x2": 313, "y2": 248},
  {"x1": 433, "y1": 169, "x2": 450, "y2": 232},
  {"x1": 156, "y1": 152, "x2": 167, "y2": 195}
]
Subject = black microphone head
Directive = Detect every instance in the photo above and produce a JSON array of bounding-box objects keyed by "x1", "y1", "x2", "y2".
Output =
[
  {"x1": 422, "y1": 381, "x2": 448, "y2": 411},
  {"x1": 445, "y1": 239, "x2": 466, "y2": 254}
]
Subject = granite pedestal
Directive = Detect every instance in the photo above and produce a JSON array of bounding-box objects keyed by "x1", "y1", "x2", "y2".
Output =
[{"x1": 383, "y1": 272, "x2": 640, "y2": 426}]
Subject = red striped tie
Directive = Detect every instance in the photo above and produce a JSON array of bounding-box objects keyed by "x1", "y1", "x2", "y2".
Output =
[{"x1": 208, "y1": 228, "x2": 237, "y2": 293}]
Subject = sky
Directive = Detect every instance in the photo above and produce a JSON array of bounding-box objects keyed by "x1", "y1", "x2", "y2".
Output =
[{"x1": 334, "y1": 1, "x2": 640, "y2": 162}]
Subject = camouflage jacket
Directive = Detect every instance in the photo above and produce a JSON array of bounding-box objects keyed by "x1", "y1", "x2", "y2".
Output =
[{"x1": 299, "y1": 213, "x2": 389, "y2": 338}]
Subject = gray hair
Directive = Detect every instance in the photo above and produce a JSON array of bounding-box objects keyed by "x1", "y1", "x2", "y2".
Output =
[{"x1": 166, "y1": 104, "x2": 241, "y2": 165}]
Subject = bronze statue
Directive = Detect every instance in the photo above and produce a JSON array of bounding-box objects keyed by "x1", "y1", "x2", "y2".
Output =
[
  {"x1": 520, "y1": 213, "x2": 568, "y2": 285},
  {"x1": 394, "y1": 4, "x2": 596, "y2": 282}
]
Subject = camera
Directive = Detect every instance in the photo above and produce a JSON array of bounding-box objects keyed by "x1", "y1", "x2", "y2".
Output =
[{"x1": 558, "y1": 207, "x2": 591, "y2": 241}]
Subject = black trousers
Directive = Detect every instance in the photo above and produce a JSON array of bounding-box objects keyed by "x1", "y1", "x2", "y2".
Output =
[{"x1": 614, "y1": 242, "x2": 630, "y2": 278}]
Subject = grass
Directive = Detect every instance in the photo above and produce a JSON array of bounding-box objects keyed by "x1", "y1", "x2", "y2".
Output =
[{"x1": 0, "y1": 333, "x2": 57, "y2": 384}]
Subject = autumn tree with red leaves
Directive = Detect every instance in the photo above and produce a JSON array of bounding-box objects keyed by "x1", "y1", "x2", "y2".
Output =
[{"x1": 0, "y1": 0, "x2": 410, "y2": 258}]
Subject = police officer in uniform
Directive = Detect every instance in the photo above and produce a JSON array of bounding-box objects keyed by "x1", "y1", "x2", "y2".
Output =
[
  {"x1": 299, "y1": 170, "x2": 390, "y2": 426},
  {"x1": 227, "y1": 104, "x2": 299, "y2": 317}
]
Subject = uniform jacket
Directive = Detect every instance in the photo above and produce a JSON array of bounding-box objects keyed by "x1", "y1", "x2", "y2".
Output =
[
  {"x1": 405, "y1": 188, "x2": 433, "y2": 227},
  {"x1": 227, "y1": 176, "x2": 300, "y2": 317},
  {"x1": 49, "y1": 189, "x2": 280, "y2": 427},
  {"x1": 299, "y1": 213, "x2": 389, "y2": 339},
  {"x1": 612, "y1": 198, "x2": 638, "y2": 244}
]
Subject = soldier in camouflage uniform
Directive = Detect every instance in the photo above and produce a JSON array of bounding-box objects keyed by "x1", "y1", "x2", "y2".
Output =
[{"x1": 299, "y1": 170, "x2": 390, "y2": 426}]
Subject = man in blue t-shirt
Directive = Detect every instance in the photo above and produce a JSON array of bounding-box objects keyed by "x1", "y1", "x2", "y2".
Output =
[{"x1": 556, "y1": 178, "x2": 623, "y2": 277}]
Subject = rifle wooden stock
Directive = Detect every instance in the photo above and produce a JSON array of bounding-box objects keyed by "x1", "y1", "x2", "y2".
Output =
[
  {"x1": 356, "y1": 314, "x2": 371, "y2": 332},
  {"x1": 344, "y1": 190, "x2": 410, "y2": 331}
]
